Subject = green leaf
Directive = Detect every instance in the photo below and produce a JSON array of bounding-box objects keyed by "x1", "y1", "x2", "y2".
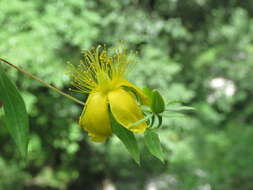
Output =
[
  {"x1": 161, "y1": 113, "x2": 185, "y2": 118},
  {"x1": 166, "y1": 106, "x2": 195, "y2": 112},
  {"x1": 166, "y1": 100, "x2": 185, "y2": 105},
  {"x1": 143, "y1": 86, "x2": 153, "y2": 102},
  {"x1": 144, "y1": 129, "x2": 164, "y2": 162},
  {"x1": 110, "y1": 112, "x2": 140, "y2": 165},
  {"x1": 149, "y1": 115, "x2": 155, "y2": 127},
  {"x1": 157, "y1": 115, "x2": 163, "y2": 128},
  {"x1": 128, "y1": 114, "x2": 153, "y2": 129},
  {"x1": 0, "y1": 65, "x2": 29, "y2": 158},
  {"x1": 151, "y1": 90, "x2": 165, "y2": 114}
]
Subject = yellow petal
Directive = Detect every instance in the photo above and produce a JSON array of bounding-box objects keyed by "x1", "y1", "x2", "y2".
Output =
[
  {"x1": 79, "y1": 92, "x2": 112, "y2": 142},
  {"x1": 108, "y1": 88, "x2": 147, "y2": 133},
  {"x1": 88, "y1": 133, "x2": 108, "y2": 142},
  {"x1": 118, "y1": 80, "x2": 150, "y2": 106}
]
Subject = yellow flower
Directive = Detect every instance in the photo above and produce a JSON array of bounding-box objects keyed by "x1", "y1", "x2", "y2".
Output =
[{"x1": 69, "y1": 45, "x2": 149, "y2": 142}]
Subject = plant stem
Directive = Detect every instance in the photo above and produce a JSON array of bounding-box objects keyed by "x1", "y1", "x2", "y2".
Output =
[{"x1": 0, "y1": 58, "x2": 84, "y2": 106}]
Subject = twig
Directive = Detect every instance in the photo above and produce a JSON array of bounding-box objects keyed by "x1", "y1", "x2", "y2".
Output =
[{"x1": 0, "y1": 58, "x2": 84, "y2": 106}]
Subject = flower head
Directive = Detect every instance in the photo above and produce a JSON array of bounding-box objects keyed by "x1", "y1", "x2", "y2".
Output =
[{"x1": 69, "y1": 45, "x2": 148, "y2": 142}]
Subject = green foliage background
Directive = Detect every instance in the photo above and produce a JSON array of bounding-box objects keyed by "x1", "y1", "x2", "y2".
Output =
[{"x1": 1, "y1": 0, "x2": 253, "y2": 189}]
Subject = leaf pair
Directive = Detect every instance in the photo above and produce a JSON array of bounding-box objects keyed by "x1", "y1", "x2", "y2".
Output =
[
  {"x1": 110, "y1": 112, "x2": 164, "y2": 164},
  {"x1": 0, "y1": 65, "x2": 29, "y2": 158}
]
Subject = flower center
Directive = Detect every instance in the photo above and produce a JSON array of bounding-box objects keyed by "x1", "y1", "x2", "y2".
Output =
[
  {"x1": 96, "y1": 71, "x2": 122, "y2": 94},
  {"x1": 68, "y1": 45, "x2": 134, "y2": 94}
]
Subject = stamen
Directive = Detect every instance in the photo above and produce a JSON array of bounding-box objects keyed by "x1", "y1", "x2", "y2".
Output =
[{"x1": 68, "y1": 44, "x2": 134, "y2": 94}]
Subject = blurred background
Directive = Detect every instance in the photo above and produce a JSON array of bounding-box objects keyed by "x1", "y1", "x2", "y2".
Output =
[{"x1": 1, "y1": 0, "x2": 253, "y2": 189}]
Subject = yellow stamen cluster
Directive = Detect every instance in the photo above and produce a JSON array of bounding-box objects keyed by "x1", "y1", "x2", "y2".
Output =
[{"x1": 68, "y1": 45, "x2": 131, "y2": 94}]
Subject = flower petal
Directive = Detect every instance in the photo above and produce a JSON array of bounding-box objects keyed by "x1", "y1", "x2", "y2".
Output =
[
  {"x1": 79, "y1": 92, "x2": 112, "y2": 142},
  {"x1": 119, "y1": 80, "x2": 150, "y2": 106},
  {"x1": 108, "y1": 88, "x2": 147, "y2": 133}
]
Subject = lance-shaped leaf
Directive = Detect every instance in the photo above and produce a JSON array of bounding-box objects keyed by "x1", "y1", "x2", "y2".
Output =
[
  {"x1": 166, "y1": 100, "x2": 184, "y2": 105},
  {"x1": 0, "y1": 65, "x2": 29, "y2": 158},
  {"x1": 161, "y1": 113, "x2": 185, "y2": 118},
  {"x1": 144, "y1": 129, "x2": 164, "y2": 162},
  {"x1": 110, "y1": 112, "x2": 140, "y2": 165},
  {"x1": 166, "y1": 106, "x2": 195, "y2": 112}
]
